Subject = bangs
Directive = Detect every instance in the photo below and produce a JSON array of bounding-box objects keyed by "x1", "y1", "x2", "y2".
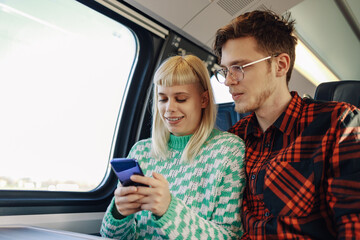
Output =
[{"x1": 154, "y1": 58, "x2": 199, "y2": 87}]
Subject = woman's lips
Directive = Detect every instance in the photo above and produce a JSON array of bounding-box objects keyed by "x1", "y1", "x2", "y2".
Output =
[{"x1": 165, "y1": 116, "x2": 184, "y2": 124}]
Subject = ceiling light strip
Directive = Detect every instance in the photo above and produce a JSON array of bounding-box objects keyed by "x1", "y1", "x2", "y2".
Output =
[{"x1": 294, "y1": 39, "x2": 339, "y2": 86}]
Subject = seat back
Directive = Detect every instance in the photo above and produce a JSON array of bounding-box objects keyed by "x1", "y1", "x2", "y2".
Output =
[
  {"x1": 314, "y1": 80, "x2": 360, "y2": 107},
  {"x1": 216, "y1": 102, "x2": 250, "y2": 131},
  {"x1": 216, "y1": 102, "x2": 239, "y2": 131}
]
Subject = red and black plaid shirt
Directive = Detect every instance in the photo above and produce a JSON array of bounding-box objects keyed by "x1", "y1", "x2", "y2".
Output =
[{"x1": 229, "y1": 92, "x2": 360, "y2": 240}]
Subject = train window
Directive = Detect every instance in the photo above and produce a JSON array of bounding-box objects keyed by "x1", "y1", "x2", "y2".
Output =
[
  {"x1": 0, "y1": 0, "x2": 137, "y2": 191},
  {"x1": 210, "y1": 75, "x2": 233, "y2": 104}
]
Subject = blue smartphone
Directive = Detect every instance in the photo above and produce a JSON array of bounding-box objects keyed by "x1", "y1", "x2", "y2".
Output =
[{"x1": 110, "y1": 158, "x2": 148, "y2": 187}]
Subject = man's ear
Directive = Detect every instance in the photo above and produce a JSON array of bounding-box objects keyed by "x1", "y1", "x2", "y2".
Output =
[
  {"x1": 275, "y1": 53, "x2": 290, "y2": 77},
  {"x1": 201, "y1": 90, "x2": 209, "y2": 108}
]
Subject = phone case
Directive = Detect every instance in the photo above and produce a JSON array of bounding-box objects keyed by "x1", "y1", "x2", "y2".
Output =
[{"x1": 110, "y1": 158, "x2": 147, "y2": 187}]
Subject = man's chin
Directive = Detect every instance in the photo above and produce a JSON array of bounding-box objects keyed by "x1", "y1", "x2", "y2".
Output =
[{"x1": 235, "y1": 103, "x2": 252, "y2": 114}]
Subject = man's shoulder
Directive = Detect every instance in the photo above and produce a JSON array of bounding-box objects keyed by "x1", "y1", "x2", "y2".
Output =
[
  {"x1": 296, "y1": 98, "x2": 360, "y2": 136},
  {"x1": 303, "y1": 98, "x2": 359, "y2": 119}
]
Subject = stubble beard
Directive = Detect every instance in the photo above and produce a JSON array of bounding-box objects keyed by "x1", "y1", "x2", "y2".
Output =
[
  {"x1": 234, "y1": 89, "x2": 272, "y2": 114},
  {"x1": 234, "y1": 75, "x2": 275, "y2": 114}
]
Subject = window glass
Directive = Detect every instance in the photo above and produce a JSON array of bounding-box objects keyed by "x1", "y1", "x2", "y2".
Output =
[
  {"x1": 0, "y1": 0, "x2": 137, "y2": 191},
  {"x1": 210, "y1": 75, "x2": 233, "y2": 104}
]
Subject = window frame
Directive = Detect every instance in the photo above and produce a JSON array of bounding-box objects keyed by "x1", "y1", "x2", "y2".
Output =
[{"x1": 0, "y1": 0, "x2": 164, "y2": 216}]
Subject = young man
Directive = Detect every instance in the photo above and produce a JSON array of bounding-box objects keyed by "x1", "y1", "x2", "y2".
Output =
[{"x1": 213, "y1": 10, "x2": 360, "y2": 239}]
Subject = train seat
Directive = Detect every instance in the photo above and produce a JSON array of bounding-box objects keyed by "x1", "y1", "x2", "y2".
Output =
[
  {"x1": 216, "y1": 102, "x2": 250, "y2": 131},
  {"x1": 314, "y1": 80, "x2": 360, "y2": 107},
  {"x1": 216, "y1": 102, "x2": 239, "y2": 131}
]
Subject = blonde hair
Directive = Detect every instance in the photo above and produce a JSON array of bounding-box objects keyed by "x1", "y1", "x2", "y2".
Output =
[{"x1": 151, "y1": 55, "x2": 217, "y2": 162}]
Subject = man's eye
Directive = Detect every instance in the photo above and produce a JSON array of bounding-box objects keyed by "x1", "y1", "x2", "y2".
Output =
[{"x1": 231, "y1": 65, "x2": 242, "y2": 71}]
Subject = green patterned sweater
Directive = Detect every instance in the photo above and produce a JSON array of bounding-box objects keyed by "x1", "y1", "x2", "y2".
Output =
[{"x1": 100, "y1": 129, "x2": 245, "y2": 239}]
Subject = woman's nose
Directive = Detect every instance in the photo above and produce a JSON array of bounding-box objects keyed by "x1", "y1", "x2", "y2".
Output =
[{"x1": 166, "y1": 99, "x2": 176, "y2": 112}]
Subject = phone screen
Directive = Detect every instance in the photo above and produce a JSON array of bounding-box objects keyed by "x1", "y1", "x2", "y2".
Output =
[{"x1": 110, "y1": 158, "x2": 147, "y2": 187}]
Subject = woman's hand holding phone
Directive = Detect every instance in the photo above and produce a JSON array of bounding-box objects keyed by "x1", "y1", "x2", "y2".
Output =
[
  {"x1": 130, "y1": 172, "x2": 171, "y2": 217},
  {"x1": 110, "y1": 158, "x2": 171, "y2": 217},
  {"x1": 113, "y1": 172, "x2": 171, "y2": 217},
  {"x1": 113, "y1": 185, "x2": 144, "y2": 217}
]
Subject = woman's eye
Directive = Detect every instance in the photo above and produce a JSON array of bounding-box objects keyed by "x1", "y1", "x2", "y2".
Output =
[{"x1": 158, "y1": 98, "x2": 167, "y2": 102}]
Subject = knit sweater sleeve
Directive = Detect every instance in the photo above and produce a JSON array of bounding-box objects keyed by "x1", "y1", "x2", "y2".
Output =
[
  {"x1": 100, "y1": 197, "x2": 137, "y2": 239},
  {"x1": 152, "y1": 132, "x2": 246, "y2": 239},
  {"x1": 100, "y1": 140, "x2": 149, "y2": 239}
]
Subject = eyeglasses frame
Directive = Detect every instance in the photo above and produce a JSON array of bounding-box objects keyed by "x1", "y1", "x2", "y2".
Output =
[{"x1": 214, "y1": 54, "x2": 279, "y2": 83}]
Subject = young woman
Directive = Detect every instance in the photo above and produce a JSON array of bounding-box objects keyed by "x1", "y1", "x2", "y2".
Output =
[{"x1": 100, "y1": 55, "x2": 245, "y2": 239}]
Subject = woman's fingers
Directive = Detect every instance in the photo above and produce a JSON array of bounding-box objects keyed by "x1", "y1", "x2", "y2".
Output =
[
  {"x1": 114, "y1": 185, "x2": 137, "y2": 196},
  {"x1": 113, "y1": 185, "x2": 144, "y2": 216},
  {"x1": 130, "y1": 175, "x2": 157, "y2": 187},
  {"x1": 113, "y1": 173, "x2": 171, "y2": 217},
  {"x1": 131, "y1": 172, "x2": 171, "y2": 216}
]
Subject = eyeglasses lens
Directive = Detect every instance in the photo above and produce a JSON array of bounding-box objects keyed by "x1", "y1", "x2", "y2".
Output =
[{"x1": 215, "y1": 70, "x2": 226, "y2": 83}]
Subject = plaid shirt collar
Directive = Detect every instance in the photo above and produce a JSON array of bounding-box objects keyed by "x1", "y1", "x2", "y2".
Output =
[{"x1": 245, "y1": 91, "x2": 303, "y2": 137}]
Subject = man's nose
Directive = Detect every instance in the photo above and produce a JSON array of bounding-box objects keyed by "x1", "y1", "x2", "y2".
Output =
[{"x1": 224, "y1": 73, "x2": 237, "y2": 86}]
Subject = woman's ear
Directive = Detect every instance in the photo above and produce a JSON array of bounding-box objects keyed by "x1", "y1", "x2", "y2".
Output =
[
  {"x1": 275, "y1": 53, "x2": 290, "y2": 77},
  {"x1": 201, "y1": 90, "x2": 209, "y2": 108}
]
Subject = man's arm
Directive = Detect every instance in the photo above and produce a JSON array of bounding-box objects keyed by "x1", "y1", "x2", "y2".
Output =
[{"x1": 327, "y1": 105, "x2": 360, "y2": 239}]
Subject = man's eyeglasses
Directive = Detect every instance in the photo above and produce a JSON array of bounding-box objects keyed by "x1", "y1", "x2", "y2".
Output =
[{"x1": 213, "y1": 55, "x2": 277, "y2": 84}]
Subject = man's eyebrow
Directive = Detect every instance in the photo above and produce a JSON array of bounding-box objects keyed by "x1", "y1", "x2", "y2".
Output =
[{"x1": 220, "y1": 59, "x2": 247, "y2": 67}]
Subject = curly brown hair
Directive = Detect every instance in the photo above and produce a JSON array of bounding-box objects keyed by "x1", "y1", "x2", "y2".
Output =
[{"x1": 213, "y1": 10, "x2": 297, "y2": 84}]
